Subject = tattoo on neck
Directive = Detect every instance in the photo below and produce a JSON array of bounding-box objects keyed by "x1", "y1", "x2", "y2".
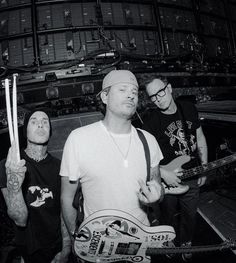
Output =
[{"x1": 25, "y1": 148, "x2": 48, "y2": 162}]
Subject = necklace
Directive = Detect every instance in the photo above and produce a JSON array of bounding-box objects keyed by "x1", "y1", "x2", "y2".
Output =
[{"x1": 106, "y1": 128, "x2": 132, "y2": 168}]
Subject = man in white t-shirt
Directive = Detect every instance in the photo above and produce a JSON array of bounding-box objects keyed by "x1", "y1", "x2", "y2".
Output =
[{"x1": 60, "y1": 70, "x2": 165, "y2": 261}]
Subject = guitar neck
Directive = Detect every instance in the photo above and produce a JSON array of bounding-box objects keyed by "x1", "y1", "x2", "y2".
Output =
[
  {"x1": 147, "y1": 242, "x2": 235, "y2": 255},
  {"x1": 181, "y1": 153, "x2": 236, "y2": 180}
]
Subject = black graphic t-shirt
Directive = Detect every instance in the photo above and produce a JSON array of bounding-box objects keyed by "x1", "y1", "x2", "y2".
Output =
[
  {"x1": 143, "y1": 101, "x2": 200, "y2": 165},
  {"x1": 0, "y1": 151, "x2": 62, "y2": 255}
]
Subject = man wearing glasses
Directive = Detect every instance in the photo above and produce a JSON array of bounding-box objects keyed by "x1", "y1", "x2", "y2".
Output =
[{"x1": 142, "y1": 77, "x2": 208, "y2": 261}]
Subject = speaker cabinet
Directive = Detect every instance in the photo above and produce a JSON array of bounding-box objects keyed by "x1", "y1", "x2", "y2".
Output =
[{"x1": 48, "y1": 111, "x2": 103, "y2": 160}]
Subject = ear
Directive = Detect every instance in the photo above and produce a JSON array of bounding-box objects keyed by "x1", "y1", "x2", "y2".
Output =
[
  {"x1": 100, "y1": 90, "x2": 108, "y2": 105},
  {"x1": 167, "y1": 83, "x2": 172, "y2": 93}
]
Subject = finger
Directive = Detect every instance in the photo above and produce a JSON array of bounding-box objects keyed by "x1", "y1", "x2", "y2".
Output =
[
  {"x1": 17, "y1": 166, "x2": 27, "y2": 175},
  {"x1": 12, "y1": 141, "x2": 21, "y2": 164},
  {"x1": 198, "y1": 177, "x2": 206, "y2": 186},
  {"x1": 138, "y1": 179, "x2": 146, "y2": 188},
  {"x1": 6, "y1": 160, "x2": 26, "y2": 176},
  {"x1": 11, "y1": 159, "x2": 25, "y2": 170},
  {"x1": 18, "y1": 159, "x2": 26, "y2": 167},
  {"x1": 176, "y1": 172, "x2": 183, "y2": 177},
  {"x1": 6, "y1": 141, "x2": 18, "y2": 166},
  {"x1": 6, "y1": 148, "x2": 25, "y2": 170},
  {"x1": 5, "y1": 146, "x2": 13, "y2": 167},
  {"x1": 138, "y1": 180, "x2": 150, "y2": 197},
  {"x1": 147, "y1": 180, "x2": 162, "y2": 194},
  {"x1": 197, "y1": 178, "x2": 202, "y2": 186},
  {"x1": 137, "y1": 191, "x2": 148, "y2": 204},
  {"x1": 146, "y1": 180, "x2": 159, "y2": 192},
  {"x1": 146, "y1": 180, "x2": 156, "y2": 187},
  {"x1": 176, "y1": 178, "x2": 181, "y2": 183},
  {"x1": 174, "y1": 168, "x2": 183, "y2": 173},
  {"x1": 170, "y1": 182, "x2": 180, "y2": 187}
]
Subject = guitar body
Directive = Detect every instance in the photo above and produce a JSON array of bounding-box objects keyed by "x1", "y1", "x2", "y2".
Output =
[
  {"x1": 74, "y1": 209, "x2": 176, "y2": 263},
  {"x1": 162, "y1": 155, "x2": 191, "y2": 172},
  {"x1": 162, "y1": 155, "x2": 191, "y2": 195}
]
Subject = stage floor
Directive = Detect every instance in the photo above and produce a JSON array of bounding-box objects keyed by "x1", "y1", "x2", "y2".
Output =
[
  {"x1": 153, "y1": 188, "x2": 236, "y2": 262},
  {"x1": 198, "y1": 189, "x2": 236, "y2": 254}
]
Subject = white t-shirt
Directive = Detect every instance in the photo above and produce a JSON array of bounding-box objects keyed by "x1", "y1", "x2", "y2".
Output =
[{"x1": 60, "y1": 121, "x2": 163, "y2": 225}]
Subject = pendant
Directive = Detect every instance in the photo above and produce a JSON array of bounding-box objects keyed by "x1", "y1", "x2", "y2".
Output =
[{"x1": 124, "y1": 159, "x2": 128, "y2": 168}]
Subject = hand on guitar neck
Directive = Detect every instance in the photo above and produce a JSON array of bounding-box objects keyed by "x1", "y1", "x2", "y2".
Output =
[
  {"x1": 160, "y1": 167, "x2": 183, "y2": 187},
  {"x1": 161, "y1": 153, "x2": 236, "y2": 195},
  {"x1": 160, "y1": 165, "x2": 189, "y2": 195}
]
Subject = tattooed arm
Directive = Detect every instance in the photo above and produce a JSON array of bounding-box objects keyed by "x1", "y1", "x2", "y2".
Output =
[
  {"x1": 196, "y1": 126, "x2": 208, "y2": 164},
  {"x1": 196, "y1": 126, "x2": 208, "y2": 186},
  {"x1": 1, "y1": 144, "x2": 28, "y2": 227}
]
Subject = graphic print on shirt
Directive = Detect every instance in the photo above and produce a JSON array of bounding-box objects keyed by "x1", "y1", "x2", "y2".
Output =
[
  {"x1": 28, "y1": 186, "x2": 53, "y2": 207},
  {"x1": 164, "y1": 120, "x2": 197, "y2": 156}
]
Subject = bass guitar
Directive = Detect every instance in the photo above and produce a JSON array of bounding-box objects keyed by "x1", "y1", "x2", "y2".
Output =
[
  {"x1": 73, "y1": 209, "x2": 236, "y2": 263},
  {"x1": 162, "y1": 153, "x2": 236, "y2": 195}
]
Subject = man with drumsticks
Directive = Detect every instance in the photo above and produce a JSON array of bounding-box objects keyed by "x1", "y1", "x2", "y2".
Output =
[{"x1": 0, "y1": 108, "x2": 70, "y2": 263}]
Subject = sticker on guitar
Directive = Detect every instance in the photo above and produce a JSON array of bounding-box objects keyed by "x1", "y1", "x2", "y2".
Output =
[
  {"x1": 74, "y1": 209, "x2": 176, "y2": 263},
  {"x1": 162, "y1": 153, "x2": 236, "y2": 195}
]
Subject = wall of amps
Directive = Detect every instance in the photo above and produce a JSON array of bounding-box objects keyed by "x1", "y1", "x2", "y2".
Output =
[
  {"x1": 0, "y1": 0, "x2": 160, "y2": 67},
  {"x1": 0, "y1": 0, "x2": 236, "y2": 68},
  {"x1": 0, "y1": 0, "x2": 236, "y2": 133}
]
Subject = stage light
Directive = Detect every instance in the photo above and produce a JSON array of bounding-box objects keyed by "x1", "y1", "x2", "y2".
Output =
[{"x1": 46, "y1": 86, "x2": 59, "y2": 99}]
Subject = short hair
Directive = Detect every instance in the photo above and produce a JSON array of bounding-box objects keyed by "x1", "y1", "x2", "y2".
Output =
[{"x1": 141, "y1": 75, "x2": 168, "y2": 88}]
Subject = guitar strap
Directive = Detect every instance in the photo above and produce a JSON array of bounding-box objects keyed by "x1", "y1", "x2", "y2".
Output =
[
  {"x1": 137, "y1": 129, "x2": 159, "y2": 226},
  {"x1": 137, "y1": 129, "x2": 150, "y2": 181}
]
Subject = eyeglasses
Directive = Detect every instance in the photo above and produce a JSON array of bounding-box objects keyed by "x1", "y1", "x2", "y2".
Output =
[{"x1": 149, "y1": 83, "x2": 169, "y2": 102}]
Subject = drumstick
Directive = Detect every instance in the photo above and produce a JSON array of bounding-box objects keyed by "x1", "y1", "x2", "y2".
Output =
[
  {"x1": 12, "y1": 73, "x2": 20, "y2": 162},
  {"x1": 4, "y1": 78, "x2": 14, "y2": 144},
  {"x1": 4, "y1": 75, "x2": 20, "y2": 162}
]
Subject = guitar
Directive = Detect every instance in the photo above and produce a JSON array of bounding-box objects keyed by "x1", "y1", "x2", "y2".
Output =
[
  {"x1": 74, "y1": 209, "x2": 175, "y2": 263},
  {"x1": 162, "y1": 153, "x2": 236, "y2": 195},
  {"x1": 73, "y1": 209, "x2": 236, "y2": 263}
]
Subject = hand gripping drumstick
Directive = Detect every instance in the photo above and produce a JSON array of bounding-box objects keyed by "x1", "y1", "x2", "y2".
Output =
[{"x1": 4, "y1": 74, "x2": 20, "y2": 162}]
